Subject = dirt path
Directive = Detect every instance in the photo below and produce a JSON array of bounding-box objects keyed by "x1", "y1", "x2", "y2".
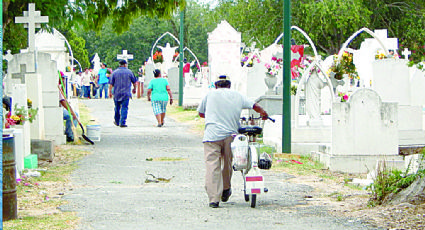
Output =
[{"x1": 59, "y1": 98, "x2": 382, "y2": 230}]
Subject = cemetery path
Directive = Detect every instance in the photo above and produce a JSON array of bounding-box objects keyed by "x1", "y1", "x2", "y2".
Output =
[{"x1": 60, "y1": 98, "x2": 380, "y2": 230}]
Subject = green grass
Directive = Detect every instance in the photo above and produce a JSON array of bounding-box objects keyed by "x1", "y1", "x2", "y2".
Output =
[
  {"x1": 3, "y1": 103, "x2": 93, "y2": 230},
  {"x1": 4, "y1": 213, "x2": 78, "y2": 230},
  {"x1": 272, "y1": 154, "x2": 326, "y2": 176},
  {"x1": 167, "y1": 105, "x2": 205, "y2": 134}
]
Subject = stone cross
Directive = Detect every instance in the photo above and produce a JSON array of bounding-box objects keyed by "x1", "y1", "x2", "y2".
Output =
[
  {"x1": 15, "y1": 3, "x2": 49, "y2": 52},
  {"x1": 12, "y1": 64, "x2": 27, "y2": 84},
  {"x1": 4, "y1": 50, "x2": 13, "y2": 62},
  {"x1": 402, "y1": 48, "x2": 411, "y2": 61},
  {"x1": 117, "y1": 50, "x2": 134, "y2": 62}
]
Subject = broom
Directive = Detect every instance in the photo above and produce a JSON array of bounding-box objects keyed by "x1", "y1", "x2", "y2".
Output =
[{"x1": 59, "y1": 72, "x2": 86, "y2": 144}]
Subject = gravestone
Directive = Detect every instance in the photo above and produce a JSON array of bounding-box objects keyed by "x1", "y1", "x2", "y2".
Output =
[
  {"x1": 330, "y1": 89, "x2": 401, "y2": 173},
  {"x1": 372, "y1": 59, "x2": 425, "y2": 146},
  {"x1": 144, "y1": 62, "x2": 156, "y2": 91},
  {"x1": 208, "y1": 20, "x2": 241, "y2": 88},
  {"x1": 7, "y1": 52, "x2": 63, "y2": 144},
  {"x1": 245, "y1": 64, "x2": 267, "y2": 100},
  {"x1": 167, "y1": 67, "x2": 180, "y2": 96},
  {"x1": 35, "y1": 29, "x2": 68, "y2": 73},
  {"x1": 117, "y1": 50, "x2": 133, "y2": 62},
  {"x1": 14, "y1": 3, "x2": 48, "y2": 52},
  {"x1": 92, "y1": 53, "x2": 101, "y2": 75},
  {"x1": 354, "y1": 29, "x2": 398, "y2": 88}
]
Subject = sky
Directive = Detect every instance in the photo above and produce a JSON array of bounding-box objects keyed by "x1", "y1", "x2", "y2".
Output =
[{"x1": 196, "y1": 0, "x2": 219, "y2": 8}]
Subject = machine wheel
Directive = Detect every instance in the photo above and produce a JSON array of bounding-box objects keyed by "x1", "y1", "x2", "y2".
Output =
[{"x1": 250, "y1": 194, "x2": 257, "y2": 208}]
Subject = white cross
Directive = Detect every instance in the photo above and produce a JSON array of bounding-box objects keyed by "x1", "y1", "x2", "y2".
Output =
[
  {"x1": 4, "y1": 50, "x2": 13, "y2": 62},
  {"x1": 15, "y1": 3, "x2": 49, "y2": 52},
  {"x1": 402, "y1": 48, "x2": 411, "y2": 61},
  {"x1": 117, "y1": 50, "x2": 134, "y2": 62}
]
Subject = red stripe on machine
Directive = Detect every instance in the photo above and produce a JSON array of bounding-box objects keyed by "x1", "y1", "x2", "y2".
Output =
[
  {"x1": 246, "y1": 176, "x2": 263, "y2": 182},
  {"x1": 251, "y1": 188, "x2": 261, "y2": 194}
]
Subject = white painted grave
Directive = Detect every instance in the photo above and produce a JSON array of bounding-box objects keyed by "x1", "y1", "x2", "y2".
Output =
[
  {"x1": 144, "y1": 62, "x2": 156, "y2": 91},
  {"x1": 11, "y1": 84, "x2": 31, "y2": 158},
  {"x1": 208, "y1": 20, "x2": 241, "y2": 88},
  {"x1": 329, "y1": 89, "x2": 401, "y2": 173},
  {"x1": 353, "y1": 29, "x2": 398, "y2": 88}
]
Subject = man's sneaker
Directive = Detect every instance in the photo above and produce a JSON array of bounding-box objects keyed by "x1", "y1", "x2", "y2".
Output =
[
  {"x1": 120, "y1": 124, "x2": 128, "y2": 128},
  {"x1": 113, "y1": 121, "x2": 119, "y2": 126},
  {"x1": 209, "y1": 202, "x2": 219, "y2": 208},
  {"x1": 66, "y1": 137, "x2": 74, "y2": 142},
  {"x1": 221, "y1": 188, "x2": 232, "y2": 202}
]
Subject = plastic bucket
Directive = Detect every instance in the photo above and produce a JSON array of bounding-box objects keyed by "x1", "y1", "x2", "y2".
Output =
[{"x1": 87, "y1": 125, "x2": 101, "y2": 141}]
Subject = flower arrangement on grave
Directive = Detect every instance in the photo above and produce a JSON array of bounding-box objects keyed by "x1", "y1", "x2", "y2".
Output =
[
  {"x1": 153, "y1": 51, "x2": 163, "y2": 63},
  {"x1": 328, "y1": 52, "x2": 358, "y2": 80},
  {"x1": 291, "y1": 85, "x2": 298, "y2": 96},
  {"x1": 241, "y1": 54, "x2": 260, "y2": 67},
  {"x1": 5, "y1": 103, "x2": 39, "y2": 127},
  {"x1": 338, "y1": 92, "x2": 349, "y2": 102},
  {"x1": 172, "y1": 51, "x2": 179, "y2": 62},
  {"x1": 375, "y1": 50, "x2": 400, "y2": 60},
  {"x1": 202, "y1": 62, "x2": 208, "y2": 67},
  {"x1": 265, "y1": 56, "x2": 283, "y2": 76}
]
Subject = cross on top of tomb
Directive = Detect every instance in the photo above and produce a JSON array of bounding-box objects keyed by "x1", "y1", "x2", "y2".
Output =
[
  {"x1": 402, "y1": 48, "x2": 411, "y2": 61},
  {"x1": 373, "y1": 29, "x2": 398, "y2": 52},
  {"x1": 15, "y1": 3, "x2": 49, "y2": 52},
  {"x1": 12, "y1": 64, "x2": 27, "y2": 84},
  {"x1": 4, "y1": 50, "x2": 13, "y2": 62},
  {"x1": 117, "y1": 50, "x2": 134, "y2": 62}
]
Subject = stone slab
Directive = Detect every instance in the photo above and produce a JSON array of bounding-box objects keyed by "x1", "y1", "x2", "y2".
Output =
[{"x1": 31, "y1": 139, "x2": 55, "y2": 161}]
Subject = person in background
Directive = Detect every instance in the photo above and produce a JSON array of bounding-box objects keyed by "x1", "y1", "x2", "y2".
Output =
[
  {"x1": 109, "y1": 60, "x2": 137, "y2": 127},
  {"x1": 59, "y1": 72, "x2": 78, "y2": 142},
  {"x1": 81, "y1": 68, "x2": 91, "y2": 98},
  {"x1": 147, "y1": 69, "x2": 173, "y2": 127},
  {"x1": 97, "y1": 63, "x2": 110, "y2": 99},
  {"x1": 197, "y1": 75, "x2": 269, "y2": 208}
]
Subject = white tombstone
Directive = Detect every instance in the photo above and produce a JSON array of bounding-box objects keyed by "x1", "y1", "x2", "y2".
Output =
[
  {"x1": 144, "y1": 63, "x2": 156, "y2": 90},
  {"x1": 35, "y1": 29, "x2": 68, "y2": 73},
  {"x1": 244, "y1": 64, "x2": 268, "y2": 100},
  {"x1": 11, "y1": 84, "x2": 32, "y2": 160},
  {"x1": 402, "y1": 48, "x2": 411, "y2": 61},
  {"x1": 14, "y1": 3, "x2": 48, "y2": 52},
  {"x1": 91, "y1": 53, "x2": 101, "y2": 76},
  {"x1": 331, "y1": 89, "x2": 401, "y2": 173},
  {"x1": 167, "y1": 67, "x2": 180, "y2": 96},
  {"x1": 117, "y1": 50, "x2": 134, "y2": 62},
  {"x1": 410, "y1": 68, "x2": 425, "y2": 106},
  {"x1": 208, "y1": 20, "x2": 241, "y2": 88},
  {"x1": 354, "y1": 29, "x2": 398, "y2": 88},
  {"x1": 4, "y1": 50, "x2": 13, "y2": 62}
]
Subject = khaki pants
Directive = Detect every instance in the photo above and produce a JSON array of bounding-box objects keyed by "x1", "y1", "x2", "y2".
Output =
[{"x1": 203, "y1": 136, "x2": 234, "y2": 203}]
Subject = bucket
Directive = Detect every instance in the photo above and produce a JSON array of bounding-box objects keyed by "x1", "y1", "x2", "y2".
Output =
[
  {"x1": 3, "y1": 134, "x2": 18, "y2": 221},
  {"x1": 87, "y1": 125, "x2": 101, "y2": 141}
]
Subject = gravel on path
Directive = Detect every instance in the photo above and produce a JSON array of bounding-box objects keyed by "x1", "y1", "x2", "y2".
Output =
[{"x1": 60, "y1": 98, "x2": 381, "y2": 230}]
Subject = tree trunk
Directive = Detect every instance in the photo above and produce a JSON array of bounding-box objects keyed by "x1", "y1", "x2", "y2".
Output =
[{"x1": 386, "y1": 175, "x2": 425, "y2": 206}]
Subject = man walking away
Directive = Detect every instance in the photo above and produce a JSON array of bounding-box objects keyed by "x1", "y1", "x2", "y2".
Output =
[
  {"x1": 109, "y1": 60, "x2": 137, "y2": 127},
  {"x1": 197, "y1": 75, "x2": 269, "y2": 208}
]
